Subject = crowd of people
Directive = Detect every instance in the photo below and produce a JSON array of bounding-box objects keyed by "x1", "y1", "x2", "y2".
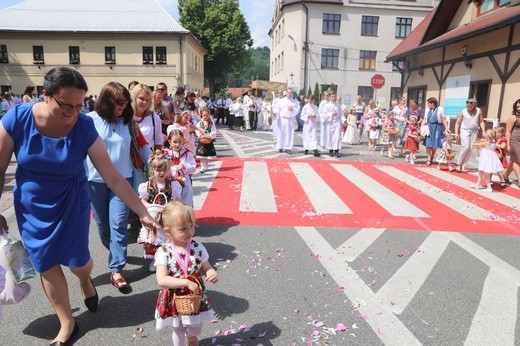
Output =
[
  {"x1": 0, "y1": 67, "x2": 519, "y2": 345},
  {"x1": 0, "y1": 68, "x2": 219, "y2": 345}
]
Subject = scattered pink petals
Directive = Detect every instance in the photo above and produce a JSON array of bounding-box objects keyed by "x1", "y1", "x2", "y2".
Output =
[
  {"x1": 336, "y1": 323, "x2": 348, "y2": 332},
  {"x1": 314, "y1": 253, "x2": 322, "y2": 260},
  {"x1": 338, "y1": 286, "x2": 345, "y2": 293},
  {"x1": 325, "y1": 327, "x2": 337, "y2": 335},
  {"x1": 294, "y1": 308, "x2": 300, "y2": 314},
  {"x1": 312, "y1": 320, "x2": 325, "y2": 327},
  {"x1": 214, "y1": 329, "x2": 221, "y2": 336},
  {"x1": 239, "y1": 324, "x2": 251, "y2": 332},
  {"x1": 312, "y1": 330, "x2": 320, "y2": 337},
  {"x1": 259, "y1": 331, "x2": 267, "y2": 338},
  {"x1": 358, "y1": 314, "x2": 368, "y2": 320},
  {"x1": 210, "y1": 318, "x2": 218, "y2": 323}
]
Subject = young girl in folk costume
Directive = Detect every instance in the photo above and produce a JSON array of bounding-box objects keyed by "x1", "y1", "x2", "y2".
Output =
[
  {"x1": 155, "y1": 201, "x2": 218, "y2": 346},
  {"x1": 342, "y1": 109, "x2": 360, "y2": 145},
  {"x1": 167, "y1": 110, "x2": 198, "y2": 154},
  {"x1": 403, "y1": 115, "x2": 420, "y2": 164},
  {"x1": 300, "y1": 95, "x2": 321, "y2": 156},
  {"x1": 492, "y1": 127, "x2": 508, "y2": 188},
  {"x1": 471, "y1": 129, "x2": 506, "y2": 192},
  {"x1": 380, "y1": 111, "x2": 398, "y2": 158},
  {"x1": 435, "y1": 131, "x2": 455, "y2": 171},
  {"x1": 139, "y1": 150, "x2": 183, "y2": 272},
  {"x1": 195, "y1": 109, "x2": 217, "y2": 174},
  {"x1": 366, "y1": 110, "x2": 382, "y2": 151},
  {"x1": 168, "y1": 129, "x2": 197, "y2": 207}
]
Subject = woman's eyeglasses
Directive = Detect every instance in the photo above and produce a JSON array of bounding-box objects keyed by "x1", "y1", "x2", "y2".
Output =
[
  {"x1": 52, "y1": 96, "x2": 84, "y2": 113},
  {"x1": 466, "y1": 101, "x2": 475, "y2": 104},
  {"x1": 115, "y1": 99, "x2": 129, "y2": 106}
]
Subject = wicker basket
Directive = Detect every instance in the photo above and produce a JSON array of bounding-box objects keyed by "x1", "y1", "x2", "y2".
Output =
[
  {"x1": 199, "y1": 135, "x2": 213, "y2": 144},
  {"x1": 175, "y1": 281, "x2": 202, "y2": 315}
]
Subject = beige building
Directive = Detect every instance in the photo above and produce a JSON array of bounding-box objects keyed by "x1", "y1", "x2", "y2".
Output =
[
  {"x1": 386, "y1": 0, "x2": 520, "y2": 124},
  {"x1": 0, "y1": 0, "x2": 205, "y2": 96},
  {"x1": 269, "y1": 0, "x2": 438, "y2": 107}
]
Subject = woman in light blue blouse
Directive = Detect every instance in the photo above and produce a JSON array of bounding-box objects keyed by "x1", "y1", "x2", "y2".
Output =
[{"x1": 85, "y1": 82, "x2": 135, "y2": 290}]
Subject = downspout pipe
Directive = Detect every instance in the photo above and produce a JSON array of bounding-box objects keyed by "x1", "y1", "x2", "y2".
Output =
[
  {"x1": 302, "y1": 0, "x2": 309, "y2": 95},
  {"x1": 179, "y1": 36, "x2": 184, "y2": 87}
]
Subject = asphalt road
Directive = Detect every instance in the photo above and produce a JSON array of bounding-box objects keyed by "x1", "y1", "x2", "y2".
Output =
[{"x1": 1, "y1": 126, "x2": 519, "y2": 345}]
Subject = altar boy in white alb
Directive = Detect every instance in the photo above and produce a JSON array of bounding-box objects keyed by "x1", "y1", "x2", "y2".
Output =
[
  {"x1": 322, "y1": 93, "x2": 345, "y2": 157},
  {"x1": 274, "y1": 88, "x2": 300, "y2": 154}
]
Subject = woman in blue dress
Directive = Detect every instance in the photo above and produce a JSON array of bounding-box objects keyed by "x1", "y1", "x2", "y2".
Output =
[
  {"x1": 421, "y1": 97, "x2": 449, "y2": 165},
  {"x1": 0, "y1": 68, "x2": 154, "y2": 345}
]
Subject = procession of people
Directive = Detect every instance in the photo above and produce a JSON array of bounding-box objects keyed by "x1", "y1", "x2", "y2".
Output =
[{"x1": 0, "y1": 68, "x2": 518, "y2": 345}]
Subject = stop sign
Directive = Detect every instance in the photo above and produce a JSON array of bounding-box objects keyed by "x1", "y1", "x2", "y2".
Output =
[{"x1": 371, "y1": 74, "x2": 385, "y2": 89}]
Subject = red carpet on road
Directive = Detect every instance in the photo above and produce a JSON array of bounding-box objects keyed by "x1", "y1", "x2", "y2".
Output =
[{"x1": 193, "y1": 158, "x2": 519, "y2": 235}]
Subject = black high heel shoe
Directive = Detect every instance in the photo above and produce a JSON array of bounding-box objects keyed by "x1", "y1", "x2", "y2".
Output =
[
  {"x1": 83, "y1": 277, "x2": 98, "y2": 312},
  {"x1": 50, "y1": 321, "x2": 79, "y2": 345}
]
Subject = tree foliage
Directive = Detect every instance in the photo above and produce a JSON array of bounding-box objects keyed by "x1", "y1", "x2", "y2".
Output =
[
  {"x1": 178, "y1": 0, "x2": 253, "y2": 95},
  {"x1": 226, "y1": 46, "x2": 270, "y2": 87}
]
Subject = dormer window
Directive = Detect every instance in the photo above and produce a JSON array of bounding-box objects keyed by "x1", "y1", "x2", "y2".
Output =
[{"x1": 479, "y1": 0, "x2": 510, "y2": 15}]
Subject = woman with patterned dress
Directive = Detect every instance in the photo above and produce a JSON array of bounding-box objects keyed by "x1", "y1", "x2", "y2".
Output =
[{"x1": 505, "y1": 99, "x2": 520, "y2": 186}]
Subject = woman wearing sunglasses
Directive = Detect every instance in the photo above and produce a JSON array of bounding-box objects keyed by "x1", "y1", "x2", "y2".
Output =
[
  {"x1": 85, "y1": 82, "x2": 137, "y2": 291},
  {"x1": 454, "y1": 98, "x2": 486, "y2": 172},
  {"x1": 0, "y1": 69, "x2": 153, "y2": 344}
]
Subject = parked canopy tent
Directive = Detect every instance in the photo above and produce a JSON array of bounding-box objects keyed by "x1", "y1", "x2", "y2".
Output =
[{"x1": 249, "y1": 80, "x2": 287, "y2": 97}]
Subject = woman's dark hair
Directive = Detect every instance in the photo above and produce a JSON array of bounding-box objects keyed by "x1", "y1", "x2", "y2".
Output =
[
  {"x1": 94, "y1": 82, "x2": 133, "y2": 124},
  {"x1": 175, "y1": 87, "x2": 185, "y2": 97},
  {"x1": 128, "y1": 80, "x2": 139, "y2": 90},
  {"x1": 427, "y1": 97, "x2": 438, "y2": 107},
  {"x1": 23, "y1": 85, "x2": 35, "y2": 96},
  {"x1": 513, "y1": 99, "x2": 520, "y2": 114},
  {"x1": 43, "y1": 67, "x2": 88, "y2": 96}
]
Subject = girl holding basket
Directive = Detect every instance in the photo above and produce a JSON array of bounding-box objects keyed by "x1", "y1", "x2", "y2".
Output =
[
  {"x1": 138, "y1": 150, "x2": 182, "y2": 272},
  {"x1": 155, "y1": 201, "x2": 218, "y2": 346}
]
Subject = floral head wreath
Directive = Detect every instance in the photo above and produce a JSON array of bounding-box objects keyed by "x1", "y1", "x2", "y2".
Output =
[{"x1": 148, "y1": 149, "x2": 172, "y2": 164}]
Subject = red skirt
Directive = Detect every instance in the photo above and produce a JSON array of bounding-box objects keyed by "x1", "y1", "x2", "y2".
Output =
[{"x1": 403, "y1": 136, "x2": 419, "y2": 151}]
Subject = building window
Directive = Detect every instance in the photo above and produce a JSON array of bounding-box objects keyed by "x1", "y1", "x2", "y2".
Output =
[
  {"x1": 359, "y1": 50, "x2": 377, "y2": 70},
  {"x1": 395, "y1": 18, "x2": 412, "y2": 38},
  {"x1": 33, "y1": 46, "x2": 44, "y2": 64},
  {"x1": 479, "y1": 0, "x2": 510, "y2": 15},
  {"x1": 156, "y1": 46, "x2": 166, "y2": 64},
  {"x1": 0, "y1": 45, "x2": 8, "y2": 64},
  {"x1": 69, "y1": 46, "x2": 80, "y2": 64},
  {"x1": 323, "y1": 13, "x2": 341, "y2": 34},
  {"x1": 143, "y1": 46, "x2": 153, "y2": 64},
  {"x1": 357, "y1": 86, "x2": 373, "y2": 104},
  {"x1": 361, "y1": 16, "x2": 379, "y2": 36},
  {"x1": 321, "y1": 48, "x2": 339, "y2": 69},
  {"x1": 105, "y1": 46, "x2": 116, "y2": 64}
]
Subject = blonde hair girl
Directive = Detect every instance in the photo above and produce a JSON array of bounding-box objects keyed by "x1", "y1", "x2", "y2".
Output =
[{"x1": 154, "y1": 201, "x2": 218, "y2": 346}]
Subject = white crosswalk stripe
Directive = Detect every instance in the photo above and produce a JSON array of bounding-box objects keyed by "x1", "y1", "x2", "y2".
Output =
[
  {"x1": 334, "y1": 164, "x2": 428, "y2": 217},
  {"x1": 376, "y1": 165, "x2": 505, "y2": 221},
  {"x1": 289, "y1": 162, "x2": 352, "y2": 214},
  {"x1": 240, "y1": 161, "x2": 277, "y2": 212}
]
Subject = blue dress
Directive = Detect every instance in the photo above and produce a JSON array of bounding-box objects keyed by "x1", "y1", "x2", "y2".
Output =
[
  {"x1": 2, "y1": 104, "x2": 98, "y2": 272},
  {"x1": 424, "y1": 108, "x2": 444, "y2": 149}
]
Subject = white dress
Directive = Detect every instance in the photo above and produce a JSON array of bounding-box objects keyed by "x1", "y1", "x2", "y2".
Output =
[
  {"x1": 478, "y1": 143, "x2": 504, "y2": 174},
  {"x1": 342, "y1": 114, "x2": 360, "y2": 144},
  {"x1": 301, "y1": 103, "x2": 319, "y2": 150}
]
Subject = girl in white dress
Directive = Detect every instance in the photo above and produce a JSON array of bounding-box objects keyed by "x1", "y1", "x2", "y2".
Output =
[
  {"x1": 471, "y1": 129, "x2": 506, "y2": 192},
  {"x1": 301, "y1": 95, "x2": 321, "y2": 156},
  {"x1": 167, "y1": 129, "x2": 196, "y2": 206},
  {"x1": 342, "y1": 109, "x2": 360, "y2": 144}
]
